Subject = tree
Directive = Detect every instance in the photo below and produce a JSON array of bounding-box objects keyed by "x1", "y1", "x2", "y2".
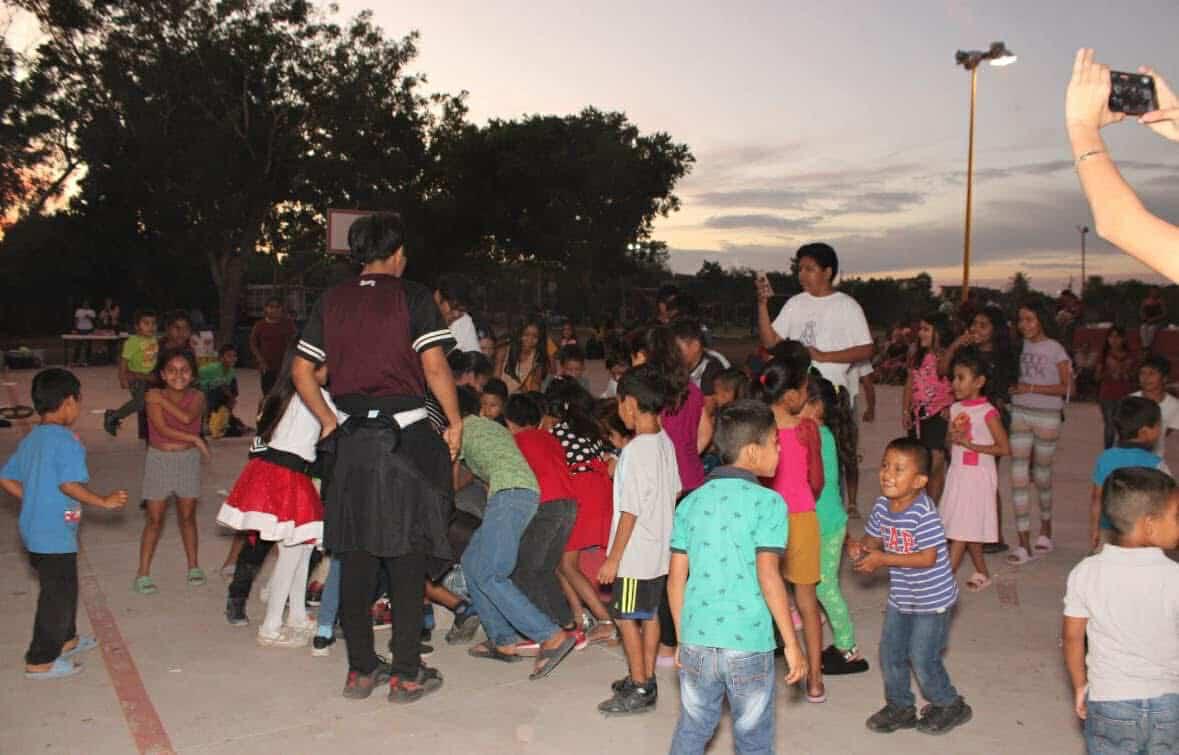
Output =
[
  {"x1": 1008, "y1": 271, "x2": 1032, "y2": 300},
  {"x1": 14, "y1": 0, "x2": 454, "y2": 340}
]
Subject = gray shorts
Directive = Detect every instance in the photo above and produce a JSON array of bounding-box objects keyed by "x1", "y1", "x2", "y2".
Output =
[{"x1": 142, "y1": 447, "x2": 201, "y2": 500}]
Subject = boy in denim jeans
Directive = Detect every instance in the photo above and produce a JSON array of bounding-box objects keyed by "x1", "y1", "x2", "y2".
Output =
[
  {"x1": 849, "y1": 437, "x2": 970, "y2": 735},
  {"x1": 667, "y1": 400, "x2": 806, "y2": 753},
  {"x1": 1064, "y1": 467, "x2": 1179, "y2": 753}
]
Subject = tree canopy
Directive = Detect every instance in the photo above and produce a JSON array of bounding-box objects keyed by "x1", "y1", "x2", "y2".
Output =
[{"x1": 1, "y1": 0, "x2": 694, "y2": 338}]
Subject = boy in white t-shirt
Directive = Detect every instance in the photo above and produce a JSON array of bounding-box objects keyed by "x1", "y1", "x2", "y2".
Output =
[
  {"x1": 1063, "y1": 467, "x2": 1179, "y2": 752},
  {"x1": 1131, "y1": 354, "x2": 1179, "y2": 460},
  {"x1": 596, "y1": 364, "x2": 680, "y2": 716},
  {"x1": 755, "y1": 243, "x2": 873, "y2": 394}
]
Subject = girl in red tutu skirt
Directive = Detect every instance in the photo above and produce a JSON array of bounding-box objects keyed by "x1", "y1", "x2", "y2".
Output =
[
  {"x1": 217, "y1": 353, "x2": 343, "y2": 648},
  {"x1": 545, "y1": 378, "x2": 617, "y2": 644}
]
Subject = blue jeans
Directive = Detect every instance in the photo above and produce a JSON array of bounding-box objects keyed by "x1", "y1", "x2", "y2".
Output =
[
  {"x1": 1086, "y1": 694, "x2": 1179, "y2": 753},
  {"x1": 879, "y1": 605, "x2": 958, "y2": 708},
  {"x1": 316, "y1": 556, "x2": 341, "y2": 636},
  {"x1": 670, "y1": 645, "x2": 775, "y2": 755},
  {"x1": 460, "y1": 488, "x2": 558, "y2": 647}
]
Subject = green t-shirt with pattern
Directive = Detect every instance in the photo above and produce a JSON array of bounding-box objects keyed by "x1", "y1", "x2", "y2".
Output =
[
  {"x1": 121, "y1": 335, "x2": 159, "y2": 375},
  {"x1": 669, "y1": 469, "x2": 788, "y2": 652},
  {"x1": 459, "y1": 415, "x2": 538, "y2": 497},
  {"x1": 815, "y1": 426, "x2": 848, "y2": 536}
]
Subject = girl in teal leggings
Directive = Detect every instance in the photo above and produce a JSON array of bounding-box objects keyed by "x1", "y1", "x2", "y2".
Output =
[{"x1": 803, "y1": 376, "x2": 869, "y2": 675}]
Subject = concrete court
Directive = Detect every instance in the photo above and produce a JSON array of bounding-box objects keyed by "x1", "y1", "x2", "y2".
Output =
[{"x1": 0, "y1": 361, "x2": 1132, "y2": 754}]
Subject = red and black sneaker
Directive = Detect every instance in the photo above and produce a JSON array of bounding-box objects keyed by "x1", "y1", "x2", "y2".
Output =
[
  {"x1": 388, "y1": 664, "x2": 444, "y2": 704},
  {"x1": 342, "y1": 661, "x2": 393, "y2": 700}
]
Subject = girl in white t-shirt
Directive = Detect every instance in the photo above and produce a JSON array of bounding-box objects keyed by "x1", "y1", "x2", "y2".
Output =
[
  {"x1": 1007, "y1": 303, "x2": 1072, "y2": 565},
  {"x1": 1063, "y1": 467, "x2": 1179, "y2": 753},
  {"x1": 217, "y1": 353, "x2": 343, "y2": 648}
]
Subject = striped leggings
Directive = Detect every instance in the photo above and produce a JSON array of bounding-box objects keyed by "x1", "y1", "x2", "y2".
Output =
[
  {"x1": 1009, "y1": 405, "x2": 1063, "y2": 533},
  {"x1": 816, "y1": 527, "x2": 856, "y2": 651}
]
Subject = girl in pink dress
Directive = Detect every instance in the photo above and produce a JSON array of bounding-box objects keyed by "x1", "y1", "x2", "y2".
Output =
[
  {"x1": 903, "y1": 312, "x2": 954, "y2": 502},
  {"x1": 941, "y1": 349, "x2": 1011, "y2": 592}
]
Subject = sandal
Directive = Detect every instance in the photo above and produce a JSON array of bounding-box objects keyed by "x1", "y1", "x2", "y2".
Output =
[
  {"x1": 186, "y1": 567, "x2": 207, "y2": 586},
  {"x1": 965, "y1": 573, "x2": 993, "y2": 592},
  {"x1": 529, "y1": 633, "x2": 577, "y2": 681},
  {"x1": 1033, "y1": 536, "x2": 1054, "y2": 554},
  {"x1": 25, "y1": 657, "x2": 82, "y2": 680},
  {"x1": 132, "y1": 576, "x2": 158, "y2": 595},
  {"x1": 61, "y1": 635, "x2": 97, "y2": 659},
  {"x1": 467, "y1": 643, "x2": 522, "y2": 663},
  {"x1": 806, "y1": 684, "x2": 828, "y2": 704},
  {"x1": 1004, "y1": 546, "x2": 1034, "y2": 566}
]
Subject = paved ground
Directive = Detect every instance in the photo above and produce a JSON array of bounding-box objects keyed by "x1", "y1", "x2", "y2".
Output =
[{"x1": 0, "y1": 362, "x2": 1135, "y2": 754}]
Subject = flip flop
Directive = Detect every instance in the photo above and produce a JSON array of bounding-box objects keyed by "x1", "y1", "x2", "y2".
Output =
[
  {"x1": 186, "y1": 567, "x2": 207, "y2": 586},
  {"x1": 61, "y1": 636, "x2": 97, "y2": 659},
  {"x1": 965, "y1": 573, "x2": 993, "y2": 592},
  {"x1": 25, "y1": 657, "x2": 82, "y2": 680},
  {"x1": 1033, "y1": 536, "x2": 1054, "y2": 554},
  {"x1": 467, "y1": 643, "x2": 523, "y2": 663},
  {"x1": 529, "y1": 634, "x2": 577, "y2": 681},
  {"x1": 132, "y1": 576, "x2": 158, "y2": 595},
  {"x1": 1005, "y1": 546, "x2": 1034, "y2": 566},
  {"x1": 807, "y1": 686, "x2": 828, "y2": 704}
]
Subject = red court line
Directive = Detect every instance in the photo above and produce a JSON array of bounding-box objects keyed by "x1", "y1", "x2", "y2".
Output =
[{"x1": 77, "y1": 552, "x2": 176, "y2": 755}]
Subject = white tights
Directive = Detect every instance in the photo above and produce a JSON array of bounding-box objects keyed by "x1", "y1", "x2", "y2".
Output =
[{"x1": 261, "y1": 542, "x2": 313, "y2": 635}]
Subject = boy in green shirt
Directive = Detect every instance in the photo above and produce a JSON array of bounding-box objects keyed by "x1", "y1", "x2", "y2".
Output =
[
  {"x1": 104, "y1": 309, "x2": 158, "y2": 437},
  {"x1": 667, "y1": 400, "x2": 807, "y2": 754},
  {"x1": 456, "y1": 387, "x2": 576, "y2": 681}
]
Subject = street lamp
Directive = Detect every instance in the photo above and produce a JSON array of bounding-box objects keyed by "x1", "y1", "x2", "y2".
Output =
[
  {"x1": 1077, "y1": 224, "x2": 1089, "y2": 295},
  {"x1": 955, "y1": 41, "x2": 1017, "y2": 303}
]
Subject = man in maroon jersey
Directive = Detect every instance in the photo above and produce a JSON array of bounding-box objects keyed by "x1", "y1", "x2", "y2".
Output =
[{"x1": 292, "y1": 213, "x2": 461, "y2": 703}]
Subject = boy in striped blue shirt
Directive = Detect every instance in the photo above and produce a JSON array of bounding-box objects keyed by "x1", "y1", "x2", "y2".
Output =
[{"x1": 849, "y1": 437, "x2": 970, "y2": 736}]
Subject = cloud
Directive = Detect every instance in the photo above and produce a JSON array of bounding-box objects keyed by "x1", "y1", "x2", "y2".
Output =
[
  {"x1": 947, "y1": 159, "x2": 1179, "y2": 184},
  {"x1": 692, "y1": 188, "x2": 816, "y2": 209},
  {"x1": 702, "y1": 213, "x2": 821, "y2": 231},
  {"x1": 838, "y1": 191, "x2": 925, "y2": 213},
  {"x1": 669, "y1": 181, "x2": 1179, "y2": 286}
]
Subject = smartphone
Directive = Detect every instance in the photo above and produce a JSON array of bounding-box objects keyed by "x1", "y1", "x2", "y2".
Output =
[
  {"x1": 756, "y1": 271, "x2": 774, "y2": 296},
  {"x1": 1109, "y1": 71, "x2": 1158, "y2": 115}
]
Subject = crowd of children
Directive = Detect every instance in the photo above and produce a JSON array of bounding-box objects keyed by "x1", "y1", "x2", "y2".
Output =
[{"x1": 8, "y1": 250, "x2": 1179, "y2": 752}]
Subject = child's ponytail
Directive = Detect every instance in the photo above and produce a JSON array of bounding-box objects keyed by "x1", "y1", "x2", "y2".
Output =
[
  {"x1": 257, "y1": 347, "x2": 300, "y2": 443},
  {"x1": 753, "y1": 340, "x2": 811, "y2": 405},
  {"x1": 806, "y1": 374, "x2": 857, "y2": 484}
]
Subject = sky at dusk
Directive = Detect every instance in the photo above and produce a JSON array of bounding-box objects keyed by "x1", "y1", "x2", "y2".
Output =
[
  {"x1": 345, "y1": 0, "x2": 1179, "y2": 291},
  {"x1": 7, "y1": 1, "x2": 1179, "y2": 292}
]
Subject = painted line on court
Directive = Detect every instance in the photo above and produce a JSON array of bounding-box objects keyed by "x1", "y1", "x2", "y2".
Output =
[{"x1": 78, "y1": 551, "x2": 176, "y2": 755}]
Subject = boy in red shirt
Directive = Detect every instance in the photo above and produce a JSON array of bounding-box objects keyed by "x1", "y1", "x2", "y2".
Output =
[{"x1": 506, "y1": 393, "x2": 584, "y2": 649}]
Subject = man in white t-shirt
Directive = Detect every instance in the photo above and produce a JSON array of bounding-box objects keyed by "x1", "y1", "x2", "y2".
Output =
[
  {"x1": 1132, "y1": 354, "x2": 1179, "y2": 460},
  {"x1": 756, "y1": 243, "x2": 873, "y2": 393}
]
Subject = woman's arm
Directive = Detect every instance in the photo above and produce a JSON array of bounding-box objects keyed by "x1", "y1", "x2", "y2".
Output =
[
  {"x1": 801, "y1": 420, "x2": 824, "y2": 498},
  {"x1": 1068, "y1": 50, "x2": 1179, "y2": 282},
  {"x1": 1088, "y1": 484, "x2": 1102, "y2": 552},
  {"x1": 696, "y1": 402, "x2": 715, "y2": 455}
]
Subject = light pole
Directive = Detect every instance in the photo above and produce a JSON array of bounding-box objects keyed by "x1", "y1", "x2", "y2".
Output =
[
  {"x1": 955, "y1": 41, "x2": 1017, "y2": 303},
  {"x1": 1077, "y1": 225, "x2": 1089, "y2": 296}
]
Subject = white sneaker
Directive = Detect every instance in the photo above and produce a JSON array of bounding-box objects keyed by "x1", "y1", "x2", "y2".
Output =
[{"x1": 257, "y1": 626, "x2": 308, "y2": 648}]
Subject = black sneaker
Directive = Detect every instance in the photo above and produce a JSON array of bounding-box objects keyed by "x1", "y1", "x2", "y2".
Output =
[
  {"x1": 103, "y1": 410, "x2": 120, "y2": 437},
  {"x1": 917, "y1": 697, "x2": 973, "y2": 735},
  {"x1": 598, "y1": 681, "x2": 657, "y2": 716},
  {"x1": 611, "y1": 675, "x2": 657, "y2": 694},
  {"x1": 420, "y1": 642, "x2": 434, "y2": 658},
  {"x1": 311, "y1": 635, "x2": 335, "y2": 657},
  {"x1": 225, "y1": 599, "x2": 248, "y2": 626},
  {"x1": 445, "y1": 603, "x2": 481, "y2": 645},
  {"x1": 388, "y1": 664, "x2": 444, "y2": 704},
  {"x1": 821, "y1": 645, "x2": 870, "y2": 675},
  {"x1": 866, "y1": 703, "x2": 918, "y2": 733}
]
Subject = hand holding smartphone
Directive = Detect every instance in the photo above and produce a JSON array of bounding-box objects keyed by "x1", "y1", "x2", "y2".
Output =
[{"x1": 1109, "y1": 71, "x2": 1158, "y2": 115}]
